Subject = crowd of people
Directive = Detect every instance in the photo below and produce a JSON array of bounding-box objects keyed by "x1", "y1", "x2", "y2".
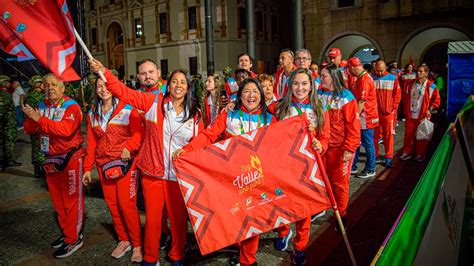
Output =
[{"x1": 0, "y1": 46, "x2": 442, "y2": 266}]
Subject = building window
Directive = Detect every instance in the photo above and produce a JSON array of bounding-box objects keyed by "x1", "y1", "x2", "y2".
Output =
[
  {"x1": 256, "y1": 11, "x2": 263, "y2": 32},
  {"x1": 188, "y1": 6, "x2": 197, "y2": 30},
  {"x1": 271, "y1": 14, "x2": 278, "y2": 39},
  {"x1": 135, "y1": 18, "x2": 143, "y2": 38},
  {"x1": 338, "y1": 0, "x2": 355, "y2": 8},
  {"x1": 239, "y1": 7, "x2": 247, "y2": 30},
  {"x1": 159, "y1": 13, "x2": 167, "y2": 34},
  {"x1": 90, "y1": 0, "x2": 95, "y2": 10},
  {"x1": 189, "y1": 57, "x2": 198, "y2": 75},
  {"x1": 91, "y1": 27, "x2": 97, "y2": 46},
  {"x1": 160, "y1": 59, "x2": 168, "y2": 79}
]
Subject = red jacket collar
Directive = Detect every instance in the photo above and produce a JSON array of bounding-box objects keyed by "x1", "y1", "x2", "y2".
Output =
[
  {"x1": 240, "y1": 104, "x2": 263, "y2": 115},
  {"x1": 291, "y1": 96, "x2": 310, "y2": 105}
]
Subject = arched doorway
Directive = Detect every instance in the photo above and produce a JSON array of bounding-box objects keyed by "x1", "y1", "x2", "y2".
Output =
[
  {"x1": 106, "y1": 22, "x2": 124, "y2": 78},
  {"x1": 320, "y1": 33, "x2": 383, "y2": 64},
  {"x1": 421, "y1": 42, "x2": 449, "y2": 74},
  {"x1": 398, "y1": 27, "x2": 470, "y2": 67}
]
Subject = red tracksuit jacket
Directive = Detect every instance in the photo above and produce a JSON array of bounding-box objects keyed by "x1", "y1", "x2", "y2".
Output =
[
  {"x1": 103, "y1": 69, "x2": 166, "y2": 177},
  {"x1": 84, "y1": 101, "x2": 145, "y2": 171},
  {"x1": 351, "y1": 71, "x2": 379, "y2": 129},
  {"x1": 24, "y1": 96, "x2": 85, "y2": 158},
  {"x1": 273, "y1": 65, "x2": 297, "y2": 100},
  {"x1": 372, "y1": 71, "x2": 401, "y2": 116},
  {"x1": 402, "y1": 79, "x2": 441, "y2": 119},
  {"x1": 318, "y1": 89, "x2": 361, "y2": 152}
]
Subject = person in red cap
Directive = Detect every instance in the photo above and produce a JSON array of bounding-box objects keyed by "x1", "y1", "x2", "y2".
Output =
[
  {"x1": 347, "y1": 57, "x2": 378, "y2": 178},
  {"x1": 328, "y1": 47, "x2": 353, "y2": 88}
]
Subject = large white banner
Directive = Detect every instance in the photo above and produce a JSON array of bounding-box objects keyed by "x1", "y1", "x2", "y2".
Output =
[{"x1": 413, "y1": 142, "x2": 470, "y2": 265}]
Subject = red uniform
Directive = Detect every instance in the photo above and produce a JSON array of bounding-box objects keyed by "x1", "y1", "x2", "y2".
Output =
[
  {"x1": 402, "y1": 79, "x2": 440, "y2": 157},
  {"x1": 103, "y1": 69, "x2": 203, "y2": 263},
  {"x1": 274, "y1": 98, "x2": 330, "y2": 251},
  {"x1": 24, "y1": 96, "x2": 85, "y2": 245},
  {"x1": 184, "y1": 106, "x2": 275, "y2": 265},
  {"x1": 84, "y1": 101, "x2": 144, "y2": 248},
  {"x1": 319, "y1": 89, "x2": 360, "y2": 217},
  {"x1": 273, "y1": 65, "x2": 297, "y2": 100},
  {"x1": 352, "y1": 70, "x2": 379, "y2": 129},
  {"x1": 372, "y1": 72, "x2": 401, "y2": 159}
]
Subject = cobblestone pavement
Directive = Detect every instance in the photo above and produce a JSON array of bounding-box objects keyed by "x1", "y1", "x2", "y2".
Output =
[{"x1": 0, "y1": 119, "x2": 431, "y2": 266}]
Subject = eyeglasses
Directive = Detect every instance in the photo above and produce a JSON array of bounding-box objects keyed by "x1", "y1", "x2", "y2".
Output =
[{"x1": 295, "y1": 57, "x2": 311, "y2": 61}]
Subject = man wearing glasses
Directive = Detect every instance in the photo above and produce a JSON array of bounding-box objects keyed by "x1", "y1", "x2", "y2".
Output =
[{"x1": 295, "y1": 48, "x2": 321, "y2": 90}]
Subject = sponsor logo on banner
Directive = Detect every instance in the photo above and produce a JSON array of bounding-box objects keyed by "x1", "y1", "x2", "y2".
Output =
[
  {"x1": 233, "y1": 155, "x2": 264, "y2": 195},
  {"x1": 230, "y1": 202, "x2": 240, "y2": 215}
]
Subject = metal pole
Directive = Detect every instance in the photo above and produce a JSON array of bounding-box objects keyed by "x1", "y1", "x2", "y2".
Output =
[
  {"x1": 294, "y1": 0, "x2": 303, "y2": 51},
  {"x1": 246, "y1": 0, "x2": 255, "y2": 59},
  {"x1": 204, "y1": 0, "x2": 214, "y2": 75}
]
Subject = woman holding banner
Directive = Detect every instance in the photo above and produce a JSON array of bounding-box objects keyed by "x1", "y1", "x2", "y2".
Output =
[
  {"x1": 273, "y1": 68, "x2": 330, "y2": 265},
  {"x1": 89, "y1": 59, "x2": 203, "y2": 266},
  {"x1": 82, "y1": 77, "x2": 144, "y2": 262},
  {"x1": 173, "y1": 78, "x2": 275, "y2": 266},
  {"x1": 22, "y1": 74, "x2": 86, "y2": 258},
  {"x1": 318, "y1": 64, "x2": 361, "y2": 228}
]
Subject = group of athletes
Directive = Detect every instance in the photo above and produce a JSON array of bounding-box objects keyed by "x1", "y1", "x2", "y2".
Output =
[{"x1": 20, "y1": 46, "x2": 440, "y2": 266}]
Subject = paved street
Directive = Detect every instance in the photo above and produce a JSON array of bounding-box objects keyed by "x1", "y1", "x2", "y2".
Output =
[{"x1": 0, "y1": 119, "x2": 440, "y2": 266}]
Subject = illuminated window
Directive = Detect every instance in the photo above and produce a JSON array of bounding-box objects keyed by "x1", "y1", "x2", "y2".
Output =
[{"x1": 135, "y1": 18, "x2": 143, "y2": 38}]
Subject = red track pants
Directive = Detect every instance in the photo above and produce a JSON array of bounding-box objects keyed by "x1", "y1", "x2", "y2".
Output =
[
  {"x1": 402, "y1": 118, "x2": 429, "y2": 157},
  {"x1": 274, "y1": 217, "x2": 311, "y2": 251},
  {"x1": 323, "y1": 149, "x2": 352, "y2": 217},
  {"x1": 142, "y1": 175, "x2": 188, "y2": 263},
  {"x1": 374, "y1": 113, "x2": 394, "y2": 159},
  {"x1": 99, "y1": 160, "x2": 142, "y2": 247},
  {"x1": 238, "y1": 235, "x2": 259, "y2": 265},
  {"x1": 46, "y1": 156, "x2": 84, "y2": 244}
]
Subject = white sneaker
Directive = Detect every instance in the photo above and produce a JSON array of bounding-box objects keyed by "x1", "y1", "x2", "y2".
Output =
[
  {"x1": 414, "y1": 155, "x2": 426, "y2": 162},
  {"x1": 400, "y1": 153, "x2": 412, "y2": 161},
  {"x1": 111, "y1": 241, "x2": 131, "y2": 258}
]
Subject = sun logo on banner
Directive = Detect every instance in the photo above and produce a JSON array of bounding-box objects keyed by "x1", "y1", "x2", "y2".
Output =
[{"x1": 233, "y1": 155, "x2": 265, "y2": 195}]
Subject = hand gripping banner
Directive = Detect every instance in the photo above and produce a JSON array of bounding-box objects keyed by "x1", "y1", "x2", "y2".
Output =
[{"x1": 174, "y1": 115, "x2": 332, "y2": 255}]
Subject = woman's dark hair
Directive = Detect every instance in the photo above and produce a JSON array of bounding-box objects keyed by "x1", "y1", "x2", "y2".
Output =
[
  {"x1": 234, "y1": 78, "x2": 269, "y2": 125},
  {"x1": 93, "y1": 78, "x2": 118, "y2": 122},
  {"x1": 161, "y1": 69, "x2": 200, "y2": 122},
  {"x1": 321, "y1": 63, "x2": 347, "y2": 99},
  {"x1": 276, "y1": 68, "x2": 324, "y2": 130}
]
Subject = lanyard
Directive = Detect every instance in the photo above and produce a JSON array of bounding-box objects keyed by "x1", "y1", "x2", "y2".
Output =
[
  {"x1": 47, "y1": 97, "x2": 65, "y2": 120},
  {"x1": 278, "y1": 73, "x2": 287, "y2": 97},
  {"x1": 323, "y1": 93, "x2": 334, "y2": 111},
  {"x1": 292, "y1": 102, "x2": 304, "y2": 115},
  {"x1": 239, "y1": 109, "x2": 261, "y2": 134}
]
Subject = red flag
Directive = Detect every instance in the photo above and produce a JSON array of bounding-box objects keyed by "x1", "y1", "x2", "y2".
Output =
[
  {"x1": 409, "y1": 56, "x2": 415, "y2": 67},
  {"x1": 0, "y1": 0, "x2": 80, "y2": 81},
  {"x1": 174, "y1": 115, "x2": 332, "y2": 255}
]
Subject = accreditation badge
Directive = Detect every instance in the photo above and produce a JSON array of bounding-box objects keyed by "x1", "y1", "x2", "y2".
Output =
[{"x1": 40, "y1": 135, "x2": 50, "y2": 153}]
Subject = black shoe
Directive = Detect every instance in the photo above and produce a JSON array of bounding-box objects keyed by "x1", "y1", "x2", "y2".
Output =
[
  {"x1": 160, "y1": 232, "x2": 171, "y2": 250},
  {"x1": 53, "y1": 237, "x2": 83, "y2": 258},
  {"x1": 8, "y1": 160, "x2": 22, "y2": 167},
  {"x1": 51, "y1": 235, "x2": 65, "y2": 249},
  {"x1": 229, "y1": 254, "x2": 240, "y2": 265},
  {"x1": 375, "y1": 157, "x2": 386, "y2": 164},
  {"x1": 357, "y1": 170, "x2": 375, "y2": 179}
]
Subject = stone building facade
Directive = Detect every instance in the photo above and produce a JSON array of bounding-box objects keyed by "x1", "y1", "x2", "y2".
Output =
[
  {"x1": 85, "y1": 0, "x2": 290, "y2": 78},
  {"x1": 304, "y1": 0, "x2": 474, "y2": 71}
]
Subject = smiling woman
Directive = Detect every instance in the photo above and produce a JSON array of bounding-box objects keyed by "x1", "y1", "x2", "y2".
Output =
[{"x1": 173, "y1": 77, "x2": 276, "y2": 266}]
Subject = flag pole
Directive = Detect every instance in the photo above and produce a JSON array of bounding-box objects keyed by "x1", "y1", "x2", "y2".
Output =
[
  {"x1": 305, "y1": 117, "x2": 357, "y2": 266},
  {"x1": 73, "y1": 27, "x2": 107, "y2": 82}
]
